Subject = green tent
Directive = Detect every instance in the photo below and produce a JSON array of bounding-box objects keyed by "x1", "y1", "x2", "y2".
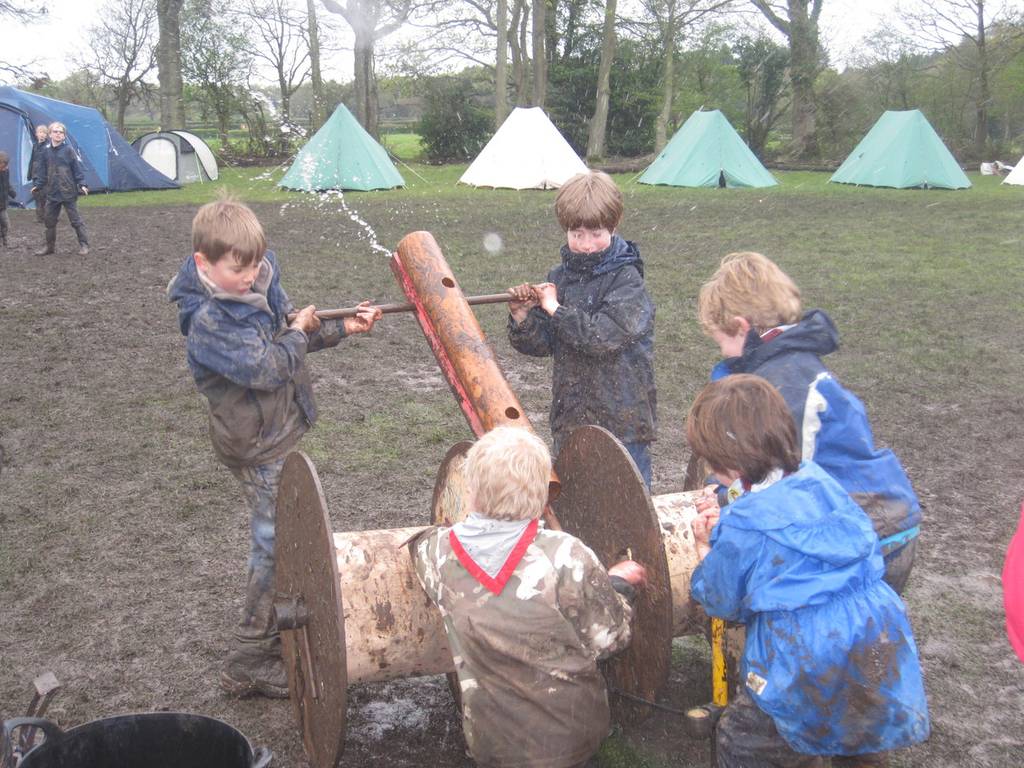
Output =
[
  {"x1": 830, "y1": 110, "x2": 970, "y2": 190},
  {"x1": 638, "y1": 109, "x2": 777, "y2": 189},
  {"x1": 279, "y1": 103, "x2": 404, "y2": 192}
]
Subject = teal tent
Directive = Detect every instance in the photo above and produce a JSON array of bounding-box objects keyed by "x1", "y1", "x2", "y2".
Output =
[
  {"x1": 830, "y1": 110, "x2": 970, "y2": 190},
  {"x1": 279, "y1": 103, "x2": 404, "y2": 192},
  {"x1": 638, "y1": 109, "x2": 777, "y2": 189}
]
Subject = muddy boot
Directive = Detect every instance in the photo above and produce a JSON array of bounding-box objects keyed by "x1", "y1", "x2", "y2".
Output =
[
  {"x1": 220, "y1": 573, "x2": 288, "y2": 699},
  {"x1": 34, "y1": 227, "x2": 56, "y2": 256},
  {"x1": 220, "y1": 633, "x2": 289, "y2": 699}
]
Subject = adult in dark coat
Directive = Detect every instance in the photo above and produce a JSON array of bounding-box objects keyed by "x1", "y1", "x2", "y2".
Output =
[
  {"x1": 28, "y1": 124, "x2": 50, "y2": 224},
  {"x1": 32, "y1": 121, "x2": 90, "y2": 256}
]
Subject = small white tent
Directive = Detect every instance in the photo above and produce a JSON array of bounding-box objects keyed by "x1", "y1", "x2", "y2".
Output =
[
  {"x1": 1003, "y1": 157, "x2": 1024, "y2": 186},
  {"x1": 132, "y1": 130, "x2": 219, "y2": 184},
  {"x1": 460, "y1": 107, "x2": 587, "y2": 190}
]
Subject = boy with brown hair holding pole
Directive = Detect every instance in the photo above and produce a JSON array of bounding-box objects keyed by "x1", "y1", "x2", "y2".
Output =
[
  {"x1": 168, "y1": 197, "x2": 381, "y2": 697},
  {"x1": 507, "y1": 170, "x2": 656, "y2": 489}
]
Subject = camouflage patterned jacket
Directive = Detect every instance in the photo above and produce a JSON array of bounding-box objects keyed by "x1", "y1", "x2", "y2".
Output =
[
  {"x1": 412, "y1": 522, "x2": 633, "y2": 768},
  {"x1": 168, "y1": 250, "x2": 344, "y2": 468}
]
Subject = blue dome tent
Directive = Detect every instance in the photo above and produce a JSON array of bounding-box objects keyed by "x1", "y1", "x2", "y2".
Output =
[{"x1": 0, "y1": 86, "x2": 178, "y2": 207}]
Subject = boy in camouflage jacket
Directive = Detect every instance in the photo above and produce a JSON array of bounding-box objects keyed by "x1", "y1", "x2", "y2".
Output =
[
  {"x1": 168, "y1": 198, "x2": 381, "y2": 697},
  {"x1": 412, "y1": 426, "x2": 646, "y2": 768}
]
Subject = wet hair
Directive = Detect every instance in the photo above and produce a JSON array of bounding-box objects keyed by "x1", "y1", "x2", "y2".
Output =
[
  {"x1": 464, "y1": 426, "x2": 551, "y2": 522},
  {"x1": 554, "y1": 171, "x2": 623, "y2": 232},
  {"x1": 697, "y1": 251, "x2": 802, "y2": 336},
  {"x1": 686, "y1": 374, "x2": 800, "y2": 485},
  {"x1": 0, "y1": 150, "x2": 8, "y2": 168},
  {"x1": 191, "y1": 195, "x2": 267, "y2": 266}
]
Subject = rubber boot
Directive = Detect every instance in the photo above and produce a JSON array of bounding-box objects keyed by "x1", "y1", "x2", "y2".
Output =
[
  {"x1": 73, "y1": 223, "x2": 89, "y2": 256},
  {"x1": 220, "y1": 574, "x2": 288, "y2": 699},
  {"x1": 34, "y1": 227, "x2": 55, "y2": 256}
]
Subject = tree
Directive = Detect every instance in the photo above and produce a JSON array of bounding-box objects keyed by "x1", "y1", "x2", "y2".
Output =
[
  {"x1": 418, "y1": 76, "x2": 492, "y2": 161},
  {"x1": 496, "y1": 0, "x2": 509, "y2": 126},
  {"x1": 156, "y1": 0, "x2": 186, "y2": 128},
  {"x1": 234, "y1": 0, "x2": 311, "y2": 133},
  {"x1": 624, "y1": 0, "x2": 736, "y2": 152},
  {"x1": 749, "y1": 0, "x2": 824, "y2": 159},
  {"x1": 851, "y1": 25, "x2": 927, "y2": 111},
  {"x1": 320, "y1": 0, "x2": 415, "y2": 137},
  {"x1": 901, "y1": 0, "x2": 1024, "y2": 159},
  {"x1": 586, "y1": 0, "x2": 617, "y2": 161},
  {"x1": 80, "y1": 0, "x2": 158, "y2": 134},
  {"x1": 307, "y1": 0, "x2": 327, "y2": 130},
  {"x1": 181, "y1": 0, "x2": 251, "y2": 143},
  {"x1": 532, "y1": 0, "x2": 547, "y2": 105},
  {"x1": 1, "y1": 1, "x2": 47, "y2": 80},
  {"x1": 734, "y1": 32, "x2": 788, "y2": 156}
]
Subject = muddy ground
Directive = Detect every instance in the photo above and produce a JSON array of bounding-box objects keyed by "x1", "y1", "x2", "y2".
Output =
[{"x1": 1, "y1": 189, "x2": 1022, "y2": 768}]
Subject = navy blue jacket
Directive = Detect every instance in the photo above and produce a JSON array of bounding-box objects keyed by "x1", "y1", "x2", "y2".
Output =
[
  {"x1": 168, "y1": 250, "x2": 344, "y2": 468},
  {"x1": 28, "y1": 139, "x2": 48, "y2": 184},
  {"x1": 0, "y1": 168, "x2": 14, "y2": 210},
  {"x1": 711, "y1": 310, "x2": 921, "y2": 542},
  {"x1": 508, "y1": 235, "x2": 656, "y2": 448},
  {"x1": 33, "y1": 141, "x2": 86, "y2": 202},
  {"x1": 691, "y1": 461, "x2": 930, "y2": 755}
]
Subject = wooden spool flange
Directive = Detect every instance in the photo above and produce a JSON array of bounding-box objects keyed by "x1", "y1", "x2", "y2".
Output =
[{"x1": 276, "y1": 452, "x2": 455, "y2": 768}]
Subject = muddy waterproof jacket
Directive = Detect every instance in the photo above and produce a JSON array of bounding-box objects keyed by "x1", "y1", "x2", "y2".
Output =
[
  {"x1": 0, "y1": 168, "x2": 14, "y2": 210},
  {"x1": 29, "y1": 140, "x2": 48, "y2": 183},
  {"x1": 33, "y1": 142, "x2": 85, "y2": 202},
  {"x1": 508, "y1": 235, "x2": 656, "y2": 448},
  {"x1": 168, "y1": 250, "x2": 343, "y2": 468},
  {"x1": 711, "y1": 310, "x2": 921, "y2": 546},
  {"x1": 691, "y1": 461, "x2": 930, "y2": 755},
  {"x1": 412, "y1": 523, "x2": 633, "y2": 768}
]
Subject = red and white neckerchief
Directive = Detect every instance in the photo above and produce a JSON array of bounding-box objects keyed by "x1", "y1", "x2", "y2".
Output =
[
  {"x1": 449, "y1": 519, "x2": 539, "y2": 595},
  {"x1": 759, "y1": 323, "x2": 796, "y2": 344}
]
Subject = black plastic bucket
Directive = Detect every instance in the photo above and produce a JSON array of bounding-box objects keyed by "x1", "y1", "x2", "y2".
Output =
[{"x1": 3, "y1": 712, "x2": 271, "y2": 768}]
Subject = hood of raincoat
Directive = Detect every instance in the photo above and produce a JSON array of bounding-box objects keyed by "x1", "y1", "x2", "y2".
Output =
[
  {"x1": 559, "y1": 234, "x2": 644, "y2": 278},
  {"x1": 722, "y1": 461, "x2": 877, "y2": 573},
  {"x1": 168, "y1": 250, "x2": 284, "y2": 337},
  {"x1": 714, "y1": 309, "x2": 838, "y2": 380}
]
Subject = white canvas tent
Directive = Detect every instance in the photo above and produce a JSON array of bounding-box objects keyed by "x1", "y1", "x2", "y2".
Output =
[
  {"x1": 460, "y1": 107, "x2": 587, "y2": 190},
  {"x1": 1003, "y1": 157, "x2": 1024, "y2": 186},
  {"x1": 132, "y1": 130, "x2": 219, "y2": 183}
]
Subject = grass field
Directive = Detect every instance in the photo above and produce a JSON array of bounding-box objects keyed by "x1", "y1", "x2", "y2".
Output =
[{"x1": 3, "y1": 164, "x2": 1023, "y2": 767}]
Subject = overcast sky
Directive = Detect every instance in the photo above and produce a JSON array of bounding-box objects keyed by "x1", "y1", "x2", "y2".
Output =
[{"x1": 4, "y1": 0, "x2": 907, "y2": 85}]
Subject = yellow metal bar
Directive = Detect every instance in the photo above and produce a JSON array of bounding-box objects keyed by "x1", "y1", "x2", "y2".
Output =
[{"x1": 711, "y1": 617, "x2": 728, "y2": 707}]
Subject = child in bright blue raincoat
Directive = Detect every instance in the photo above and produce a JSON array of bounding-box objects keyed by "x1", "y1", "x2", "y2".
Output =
[
  {"x1": 697, "y1": 251, "x2": 921, "y2": 594},
  {"x1": 688, "y1": 375, "x2": 929, "y2": 766}
]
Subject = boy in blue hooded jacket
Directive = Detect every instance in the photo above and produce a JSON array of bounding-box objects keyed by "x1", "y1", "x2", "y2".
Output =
[
  {"x1": 697, "y1": 251, "x2": 920, "y2": 594},
  {"x1": 168, "y1": 198, "x2": 381, "y2": 697},
  {"x1": 688, "y1": 375, "x2": 929, "y2": 767},
  {"x1": 507, "y1": 171, "x2": 656, "y2": 487}
]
